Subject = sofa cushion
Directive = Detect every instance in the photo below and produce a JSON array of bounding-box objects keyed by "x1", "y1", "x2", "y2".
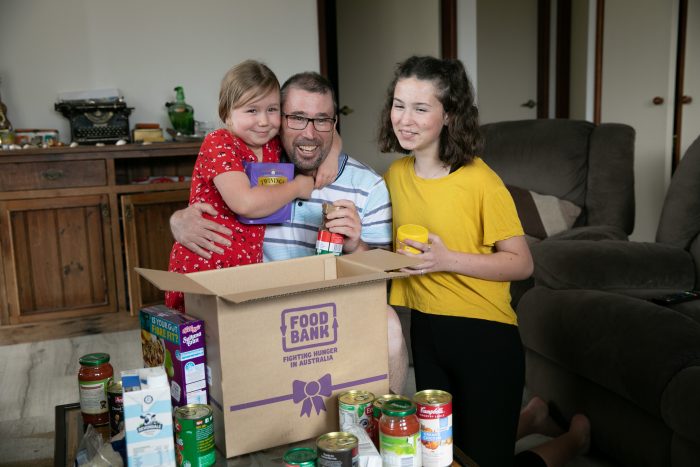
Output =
[
  {"x1": 507, "y1": 185, "x2": 581, "y2": 239},
  {"x1": 481, "y1": 119, "x2": 593, "y2": 207}
]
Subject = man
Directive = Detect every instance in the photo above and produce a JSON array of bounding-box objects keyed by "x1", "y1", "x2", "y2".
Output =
[{"x1": 170, "y1": 71, "x2": 408, "y2": 394}]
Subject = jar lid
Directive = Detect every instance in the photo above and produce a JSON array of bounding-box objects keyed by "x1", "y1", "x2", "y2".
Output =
[
  {"x1": 381, "y1": 399, "x2": 416, "y2": 417},
  {"x1": 79, "y1": 352, "x2": 111, "y2": 366}
]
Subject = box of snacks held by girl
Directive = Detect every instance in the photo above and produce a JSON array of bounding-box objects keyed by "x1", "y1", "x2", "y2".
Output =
[{"x1": 139, "y1": 305, "x2": 208, "y2": 408}]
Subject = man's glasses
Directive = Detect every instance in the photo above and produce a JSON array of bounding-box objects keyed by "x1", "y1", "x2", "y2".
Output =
[{"x1": 282, "y1": 113, "x2": 336, "y2": 132}]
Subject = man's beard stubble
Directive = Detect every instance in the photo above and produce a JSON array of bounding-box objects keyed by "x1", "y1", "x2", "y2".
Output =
[{"x1": 285, "y1": 136, "x2": 328, "y2": 174}]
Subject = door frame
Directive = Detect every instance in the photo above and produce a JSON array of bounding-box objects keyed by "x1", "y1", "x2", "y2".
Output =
[{"x1": 317, "y1": 0, "x2": 559, "y2": 120}]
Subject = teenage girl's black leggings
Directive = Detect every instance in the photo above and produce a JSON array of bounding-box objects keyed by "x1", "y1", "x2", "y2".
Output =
[{"x1": 410, "y1": 309, "x2": 525, "y2": 467}]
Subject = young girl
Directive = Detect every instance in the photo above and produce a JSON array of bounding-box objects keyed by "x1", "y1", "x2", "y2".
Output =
[
  {"x1": 379, "y1": 56, "x2": 534, "y2": 466},
  {"x1": 165, "y1": 60, "x2": 336, "y2": 312}
]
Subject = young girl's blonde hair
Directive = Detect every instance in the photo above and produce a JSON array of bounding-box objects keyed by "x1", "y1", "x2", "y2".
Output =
[{"x1": 218, "y1": 60, "x2": 279, "y2": 123}]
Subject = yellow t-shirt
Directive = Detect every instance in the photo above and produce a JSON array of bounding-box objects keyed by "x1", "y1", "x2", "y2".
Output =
[{"x1": 384, "y1": 156, "x2": 524, "y2": 325}]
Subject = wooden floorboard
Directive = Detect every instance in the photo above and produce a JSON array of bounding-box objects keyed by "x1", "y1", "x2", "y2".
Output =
[{"x1": 0, "y1": 311, "x2": 139, "y2": 346}]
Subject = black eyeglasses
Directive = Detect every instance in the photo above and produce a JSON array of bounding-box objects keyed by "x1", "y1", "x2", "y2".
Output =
[{"x1": 282, "y1": 113, "x2": 336, "y2": 132}]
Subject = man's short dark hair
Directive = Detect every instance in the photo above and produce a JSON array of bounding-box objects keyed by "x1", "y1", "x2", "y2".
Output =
[{"x1": 281, "y1": 72, "x2": 338, "y2": 115}]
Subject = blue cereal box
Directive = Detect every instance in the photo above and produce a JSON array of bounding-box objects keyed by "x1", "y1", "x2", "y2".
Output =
[{"x1": 140, "y1": 305, "x2": 208, "y2": 409}]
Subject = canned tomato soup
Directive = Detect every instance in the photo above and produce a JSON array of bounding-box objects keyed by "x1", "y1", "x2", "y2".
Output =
[
  {"x1": 174, "y1": 404, "x2": 215, "y2": 467},
  {"x1": 283, "y1": 446, "x2": 317, "y2": 467},
  {"x1": 414, "y1": 389, "x2": 453, "y2": 467},
  {"x1": 316, "y1": 432, "x2": 359, "y2": 467},
  {"x1": 338, "y1": 390, "x2": 375, "y2": 436}
]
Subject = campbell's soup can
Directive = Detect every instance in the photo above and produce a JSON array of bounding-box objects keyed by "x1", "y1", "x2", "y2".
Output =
[
  {"x1": 338, "y1": 390, "x2": 375, "y2": 437},
  {"x1": 414, "y1": 390, "x2": 453, "y2": 467},
  {"x1": 317, "y1": 432, "x2": 359, "y2": 467}
]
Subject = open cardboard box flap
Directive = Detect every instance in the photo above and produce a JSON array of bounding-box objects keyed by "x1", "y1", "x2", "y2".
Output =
[{"x1": 135, "y1": 248, "x2": 420, "y2": 304}]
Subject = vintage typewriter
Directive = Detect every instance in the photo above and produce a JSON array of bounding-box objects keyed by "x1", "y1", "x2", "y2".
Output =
[{"x1": 55, "y1": 96, "x2": 133, "y2": 144}]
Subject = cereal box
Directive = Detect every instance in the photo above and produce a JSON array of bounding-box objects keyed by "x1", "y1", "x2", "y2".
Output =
[{"x1": 140, "y1": 305, "x2": 208, "y2": 408}]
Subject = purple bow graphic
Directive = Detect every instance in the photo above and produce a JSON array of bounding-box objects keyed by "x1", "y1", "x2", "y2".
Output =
[{"x1": 292, "y1": 374, "x2": 333, "y2": 417}]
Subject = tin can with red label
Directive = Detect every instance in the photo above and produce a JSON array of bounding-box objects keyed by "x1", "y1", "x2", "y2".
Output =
[
  {"x1": 414, "y1": 389, "x2": 453, "y2": 467},
  {"x1": 316, "y1": 203, "x2": 344, "y2": 255},
  {"x1": 338, "y1": 390, "x2": 375, "y2": 438}
]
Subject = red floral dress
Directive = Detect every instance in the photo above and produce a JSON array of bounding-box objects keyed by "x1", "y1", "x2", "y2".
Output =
[{"x1": 165, "y1": 129, "x2": 281, "y2": 312}]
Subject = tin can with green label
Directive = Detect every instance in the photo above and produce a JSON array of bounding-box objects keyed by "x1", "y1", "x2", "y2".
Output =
[
  {"x1": 174, "y1": 404, "x2": 215, "y2": 467},
  {"x1": 283, "y1": 446, "x2": 317, "y2": 466}
]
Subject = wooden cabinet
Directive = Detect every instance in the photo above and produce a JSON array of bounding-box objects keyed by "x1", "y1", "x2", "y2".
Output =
[
  {"x1": 121, "y1": 190, "x2": 189, "y2": 315},
  {"x1": 0, "y1": 142, "x2": 198, "y2": 342}
]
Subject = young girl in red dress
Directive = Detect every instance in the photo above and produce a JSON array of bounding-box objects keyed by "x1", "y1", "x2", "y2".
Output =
[{"x1": 165, "y1": 60, "x2": 331, "y2": 312}]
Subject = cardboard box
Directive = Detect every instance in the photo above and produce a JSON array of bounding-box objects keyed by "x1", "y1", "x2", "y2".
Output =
[
  {"x1": 136, "y1": 249, "x2": 417, "y2": 457},
  {"x1": 139, "y1": 305, "x2": 208, "y2": 408}
]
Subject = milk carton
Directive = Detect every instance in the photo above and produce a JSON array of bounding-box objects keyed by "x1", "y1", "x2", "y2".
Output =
[{"x1": 122, "y1": 367, "x2": 176, "y2": 466}]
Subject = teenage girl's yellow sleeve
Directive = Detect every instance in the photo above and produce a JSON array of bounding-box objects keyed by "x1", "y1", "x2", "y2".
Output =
[{"x1": 482, "y1": 184, "x2": 524, "y2": 247}]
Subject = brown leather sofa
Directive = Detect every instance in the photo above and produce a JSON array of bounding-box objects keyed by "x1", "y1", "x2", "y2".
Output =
[
  {"x1": 481, "y1": 119, "x2": 636, "y2": 304},
  {"x1": 517, "y1": 135, "x2": 700, "y2": 466}
]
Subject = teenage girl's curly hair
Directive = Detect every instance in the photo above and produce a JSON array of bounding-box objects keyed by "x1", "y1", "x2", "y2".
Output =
[
  {"x1": 378, "y1": 56, "x2": 483, "y2": 169},
  {"x1": 219, "y1": 60, "x2": 279, "y2": 123}
]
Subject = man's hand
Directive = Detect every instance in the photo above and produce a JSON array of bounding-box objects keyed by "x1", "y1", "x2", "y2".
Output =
[
  {"x1": 170, "y1": 203, "x2": 232, "y2": 259},
  {"x1": 324, "y1": 199, "x2": 366, "y2": 253}
]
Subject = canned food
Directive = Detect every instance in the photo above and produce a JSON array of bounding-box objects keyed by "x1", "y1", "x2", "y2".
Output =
[
  {"x1": 283, "y1": 446, "x2": 317, "y2": 466},
  {"x1": 107, "y1": 381, "x2": 124, "y2": 436},
  {"x1": 338, "y1": 390, "x2": 375, "y2": 436},
  {"x1": 316, "y1": 203, "x2": 344, "y2": 256},
  {"x1": 174, "y1": 404, "x2": 215, "y2": 467},
  {"x1": 371, "y1": 394, "x2": 410, "y2": 449},
  {"x1": 414, "y1": 389, "x2": 453, "y2": 467},
  {"x1": 316, "y1": 432, "x2": 359, "y2": 467}
]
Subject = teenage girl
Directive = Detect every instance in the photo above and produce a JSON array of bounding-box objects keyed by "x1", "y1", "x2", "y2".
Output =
[{"x1": 379, "y1": 55, "x2": 534, "y2": 466}]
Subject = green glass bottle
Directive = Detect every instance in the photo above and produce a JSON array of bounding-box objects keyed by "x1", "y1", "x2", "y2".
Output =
[{"x1": 166, "y1": 86, "x2": 194, "y2": 135}]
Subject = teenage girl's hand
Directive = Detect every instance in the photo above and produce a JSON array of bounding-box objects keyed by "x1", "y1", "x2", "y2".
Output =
[
  {"x1": 399, "y1": 233, "x2": 444, "y2": 276},
  {"x1": 293, "y1": 173, "x2": 315, "y2": 199}
]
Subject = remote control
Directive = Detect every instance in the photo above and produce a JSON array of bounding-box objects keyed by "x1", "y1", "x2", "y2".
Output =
[{"x1": 650, "y1": 290, "x2": 700, "y2": 306}]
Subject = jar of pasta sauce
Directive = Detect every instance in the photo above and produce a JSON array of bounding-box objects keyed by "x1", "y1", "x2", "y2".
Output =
[
  {"x1": 78, "y1": 353, "x2": 114, "y2": 426},
  {"x1": 379, "y1": 399, "x2": 421, "y2": 467}
]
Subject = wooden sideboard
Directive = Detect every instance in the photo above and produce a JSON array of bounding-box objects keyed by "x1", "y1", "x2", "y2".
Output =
[{"x1": 0, "y1": 142, "x2": 198, "y2": 343}]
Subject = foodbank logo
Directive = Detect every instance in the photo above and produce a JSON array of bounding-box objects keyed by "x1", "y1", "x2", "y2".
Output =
[{"x1": 281, "y1": 303, "x2": 337, "y2": 352}]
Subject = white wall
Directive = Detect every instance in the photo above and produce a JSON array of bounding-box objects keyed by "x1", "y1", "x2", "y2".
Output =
[{"x1": 0, "y1": 0, "x2": 319, "y2": 143}]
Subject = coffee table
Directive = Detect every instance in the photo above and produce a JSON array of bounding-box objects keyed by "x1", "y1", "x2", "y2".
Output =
[{"x1": 55, "y1": 403, "x2": 477, "y2": 466}]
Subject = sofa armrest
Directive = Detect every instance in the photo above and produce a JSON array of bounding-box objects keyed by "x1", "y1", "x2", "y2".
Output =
[
  {"x1": 546, "y1": 225, "x2": 628, "y2": 241},
  {"x1": 531, "y1": 240, "x2": 696, "y2": 291}
]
